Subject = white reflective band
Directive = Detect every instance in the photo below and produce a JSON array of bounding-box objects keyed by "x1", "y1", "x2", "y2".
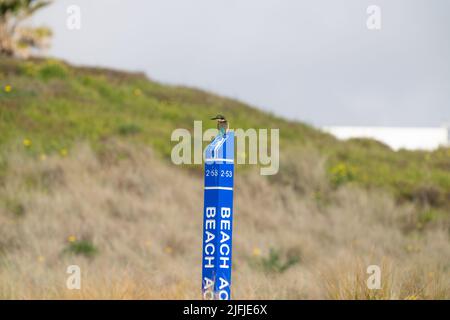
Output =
[
  {"x1": 204, "y1": 187, "x2": 233, "y2": 190},
  {"x1": 205, "y1": 158, "x2": 234, "y2": 163}
]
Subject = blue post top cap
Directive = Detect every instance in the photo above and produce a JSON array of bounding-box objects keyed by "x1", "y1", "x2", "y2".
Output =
[{"x1": 205, "y1": 131, "x2": 234, "y2": 162}]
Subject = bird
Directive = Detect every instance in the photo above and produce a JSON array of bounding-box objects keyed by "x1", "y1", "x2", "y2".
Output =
[{"x1": 211, "y1": 114, "x2": 229, "y2": 136}]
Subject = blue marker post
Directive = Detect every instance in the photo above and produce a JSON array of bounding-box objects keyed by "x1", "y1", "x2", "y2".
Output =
[{"x1": 201, "y1": 131, "x2": 235, "y2": 300}]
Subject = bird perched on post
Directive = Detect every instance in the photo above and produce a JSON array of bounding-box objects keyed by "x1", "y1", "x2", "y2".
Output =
[{"x1": 211, "y1": 114, "x2": 229, "y2": 136}]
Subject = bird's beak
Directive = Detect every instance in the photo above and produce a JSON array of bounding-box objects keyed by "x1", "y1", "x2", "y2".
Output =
[{"x1": 211, "y1": 117, "x2": 218, "y2": 120}]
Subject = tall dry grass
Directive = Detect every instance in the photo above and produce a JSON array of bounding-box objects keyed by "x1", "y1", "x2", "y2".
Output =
[{"x1": 0, "y1": 142, "x2": 448, "y2": 299}]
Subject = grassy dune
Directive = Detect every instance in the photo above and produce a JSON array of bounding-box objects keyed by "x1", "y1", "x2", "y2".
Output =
[
  {"x1": 0, "y1": 58, "x2": 449, "y2": 299},
  {"x1": 0, "y1": 142, "x2": 448, "y2": 299}
]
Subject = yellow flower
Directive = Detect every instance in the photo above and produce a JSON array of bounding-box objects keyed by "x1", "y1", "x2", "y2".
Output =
[
  {"x1": 68, "y1": 235, "x2": 77, "y2": 243},
  {"x1": 60, "y1": 148, "x2": 68, "y2": 157},
  {"x1": 252, "y1": 247, "x2": 262, "y2": 257},
  {"x1": 23, "y1": 138, "x2": 32, "y2": 147},
  {"x1": 4, "y1": 85, "x2": 12, "y2": 93},
  {"x1": 330, "y1": 162, "x2": 356, "y2": 185},
  {"x1": 133, "y1": 88, "x2": 142, "y2": 96},
  {"x1": 164, "y1": 246, "x2": 173, "y2": 254},
  {"x1": 37, "y1": 255, "x2": 45, "y2": 263}
]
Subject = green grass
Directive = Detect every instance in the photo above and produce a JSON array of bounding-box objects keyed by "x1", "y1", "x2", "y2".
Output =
[
  {"x1": 64, "y1": 239, "x2": 98, "y2": 258},
  {"x1": 254, "y1": 248, "x2": 301, "y2": 274},
  {"x1": 0, "y1": 57, "x2": 449, "y2": 210}
]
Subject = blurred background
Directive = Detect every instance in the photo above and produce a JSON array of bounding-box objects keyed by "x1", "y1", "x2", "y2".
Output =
[
  {"x1": 33, "y1": 0, "x2": 450, "y2": 127},
  {"x1": 0, "y1": 0, "x2": 449, "y2": 299}
]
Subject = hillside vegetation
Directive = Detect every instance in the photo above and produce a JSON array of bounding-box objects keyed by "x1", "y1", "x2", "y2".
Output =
[
  {"x1": 0, "y1": 57, "x2": 449, "y2": 299},
  {"x1": 1, "y1": 58, "x2": 449, "y2": 210}
]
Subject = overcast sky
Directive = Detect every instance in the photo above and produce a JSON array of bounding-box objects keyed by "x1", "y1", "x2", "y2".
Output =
[{"x1": 33, "y1": 0, "x2": 450, "y2": 127}]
